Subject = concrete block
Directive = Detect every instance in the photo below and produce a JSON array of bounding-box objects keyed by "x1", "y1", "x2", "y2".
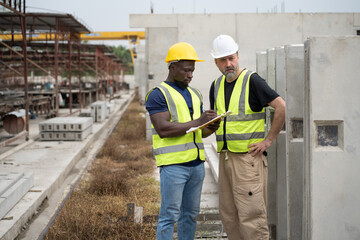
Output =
[
  {"x1": 74, "y1": 126, "x2": 92, "y2": 141},
  {"x1": 91, "y1": 101, "x2": 107, "y2": 122},
  {"x1": 53, "y1": 118, "x2": 68, "y2": 132},
  {"x1": 67, "y1": 117, "x2": 93, "y2": 132},
  {"x1": 79, "y1": 109, "x2": 92, "y2": 117},
  {"x1": 38, "y1": 118, "x2": 58, "y2": 132},
  {"x1": 107, "y1": 101, "x2": 115, "y2": 114},
  {"x1": 39, "y1": 132, "x2": 52, "y2": 141}
]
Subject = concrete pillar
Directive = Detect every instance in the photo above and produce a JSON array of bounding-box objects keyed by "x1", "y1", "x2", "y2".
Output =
[
  {"x1": 256, "y1": 51, "x2": 268, "y2": 80},
  {"x1": 285, "y1": 44, "x2": 305, "y2": 240},
  {"x1": 275, "y1": 46, "x2": 288, "y2": 240},
  {"x1": 304, "y1": 36, "x2": 360, "y2": 239},
  {"x1": 265, "y1": 47, "x2": 277, "y2": 229}
]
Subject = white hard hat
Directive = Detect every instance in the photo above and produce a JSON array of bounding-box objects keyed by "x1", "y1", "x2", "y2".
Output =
[{"x1": 211, "y1": 34, "x2": 238, "y2": 59}]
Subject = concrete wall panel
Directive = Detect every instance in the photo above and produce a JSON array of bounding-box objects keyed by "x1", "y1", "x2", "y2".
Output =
[
  {"x1": 177, "y1": 14, "x2": 237, "y2": 109},
  {"x1": 130, "y1": 14, "x2": 177, "y2": 28},
  {"x1": 304, "y1": 36, "x2": 360, "y2": 240},
  {"x1": 132, "y1": 13, "x2": 360, "y2": 109},
  {"x1": 236, "y1": 14, "x2": 303, "y2": 70},
  {"x1": 146, "y1": 27, "x2": 178, "y2": 89},
  {"x1": 354, "y1": 13, "x2": 360, "y2": 26},
  {"x1": 302, "y1": 13, "x2": 354, "y2": 39}
]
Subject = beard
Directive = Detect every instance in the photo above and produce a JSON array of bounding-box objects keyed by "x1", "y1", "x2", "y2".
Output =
[{"x1": 223, "y1": 66, "x2": 239, "y2": 80}]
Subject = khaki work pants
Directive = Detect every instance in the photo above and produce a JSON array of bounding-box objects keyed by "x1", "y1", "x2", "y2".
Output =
[{"x1": 218, "y1": 151, "x2": 269, "y2": 240}]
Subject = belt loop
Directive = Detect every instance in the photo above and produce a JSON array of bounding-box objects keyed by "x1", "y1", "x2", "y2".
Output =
[{"x1": 221, "y1": 149, "x2": 229, "y2": 160}]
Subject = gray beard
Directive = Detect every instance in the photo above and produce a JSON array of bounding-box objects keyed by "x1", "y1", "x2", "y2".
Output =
[{"x1": 225, "y1": 72, "x2": 237, "y2": 80}]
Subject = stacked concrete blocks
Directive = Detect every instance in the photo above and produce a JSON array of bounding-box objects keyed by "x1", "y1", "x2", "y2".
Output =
[
  {"x1": 39, "y1": 117, "x2": 93, "y2": 141},
  {"x1": 91, "y1": 101, "x2": 107, "y2": 122},
  {"x1": 0, "y1": 172, "x2": 34, "y2": 219}
]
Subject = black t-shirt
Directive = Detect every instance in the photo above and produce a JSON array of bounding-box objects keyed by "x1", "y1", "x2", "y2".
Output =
[
  {"x1": 209, "y1": 71, "x2": 279, "y2": 152},
  {"x1": 209, "y1": 72, "x2": 279, "y2": 111}
]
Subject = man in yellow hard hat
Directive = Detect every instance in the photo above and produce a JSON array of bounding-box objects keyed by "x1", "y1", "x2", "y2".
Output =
[
  {"x1": 145, "y1": 42, "x2": 219, "y2": 240},
  {"x1": 209, "y1": 34, "x2": 286, "y2": 239}
]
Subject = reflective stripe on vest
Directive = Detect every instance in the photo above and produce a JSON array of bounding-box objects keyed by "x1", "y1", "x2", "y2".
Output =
[
  {"x1": 214, "y1": 70, "x2": 265, "y2": 152},
  {"x1": 146, "y1": 82, "x2": 205, "y2": 166}
]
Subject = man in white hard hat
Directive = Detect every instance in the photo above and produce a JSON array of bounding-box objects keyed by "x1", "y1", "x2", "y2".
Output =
[
  {"x1": 146, "y1": 42, "x2": 219, "y2": 240},
  {"x1": 209, "y1": 34, "x2": 285, "y2": 239}
]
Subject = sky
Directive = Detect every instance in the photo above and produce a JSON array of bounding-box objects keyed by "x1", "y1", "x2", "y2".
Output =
[{"x1": 25, "y1": 0, "x2": 360, "y2": 47}]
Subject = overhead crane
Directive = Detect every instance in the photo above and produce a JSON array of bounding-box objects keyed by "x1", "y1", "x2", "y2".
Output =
[{"x1": 0, "y1": 31, "x2": 145, "y2": 63}]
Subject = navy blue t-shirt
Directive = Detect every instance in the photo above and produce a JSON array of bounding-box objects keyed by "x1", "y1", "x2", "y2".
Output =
[
  {"x1": 146, "y1": 81, "x2": 203, "y2": 167},
  {"x1": 146, "y1": 81, "x2": 203, "y2": 116}
]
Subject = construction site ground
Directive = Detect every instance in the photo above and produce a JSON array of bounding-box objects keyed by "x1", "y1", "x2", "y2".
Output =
[{"x1": 0, "y1": 90, "x2": 226, "y2": 240}]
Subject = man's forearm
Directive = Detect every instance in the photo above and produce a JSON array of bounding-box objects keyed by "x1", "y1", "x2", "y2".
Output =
[{"x1": 265, "y1": 108, "x2": 285, "y2": 144}]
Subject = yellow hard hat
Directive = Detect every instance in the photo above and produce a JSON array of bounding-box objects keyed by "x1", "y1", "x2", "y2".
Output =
[{"x1": 165, "y1": 42, "x2": 204, "y2": 63}]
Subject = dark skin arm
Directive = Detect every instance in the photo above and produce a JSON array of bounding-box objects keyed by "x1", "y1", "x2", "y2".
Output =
[
  {"x1": 150, "y1": 110, "x2": 219, "y2": 138},
  {"x1": 248, "y1": 96, "x2": 286, "y2": 157}
]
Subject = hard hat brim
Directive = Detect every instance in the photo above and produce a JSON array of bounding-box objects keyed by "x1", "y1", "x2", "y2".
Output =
[
  {"x1": 165, "y1": 58, "x2": 205, "y2": 63},
  {"x1": 211, "y1": 50, "x2": 238, "y2": 59}
]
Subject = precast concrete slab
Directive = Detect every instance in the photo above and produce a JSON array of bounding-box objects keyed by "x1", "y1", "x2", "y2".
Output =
[
  {"x1": 275, "y1": 46, "x2": 288, "y2": 240},
  {"x1": 275, "y1": 46, "x2": 286, "y2": 100},
  {"x1": 285, "y1": 44, "x2": 305, "y2": 240},
  {"x1": 265, "y1": 47, "x2": 277, "y2": 228},
  {"x1": 256, "y1": 51, "x2": 268, "y2": 81},
  {"x1": 304, "y1": 36, "x2": 360, "y2": 239},
  {"x1": 0, "y1": 91, "x2": 135, "y2": 240},
  {"x1": 0, "y1": 172, "x2": 34, "y2": 220}
]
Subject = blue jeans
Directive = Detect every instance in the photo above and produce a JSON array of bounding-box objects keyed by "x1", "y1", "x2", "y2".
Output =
[{"x1": 157, "y1": 162, "x2": 205, "y2": 240}]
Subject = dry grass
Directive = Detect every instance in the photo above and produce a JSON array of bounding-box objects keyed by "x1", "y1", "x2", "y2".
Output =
[{"x1": 44, "y1": 95, "x2": 159, "y2": 240}]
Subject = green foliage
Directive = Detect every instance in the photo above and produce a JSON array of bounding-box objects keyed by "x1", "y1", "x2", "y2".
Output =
[{"x1": 111, "y1": 45, "x2": 134, "y2": 74}]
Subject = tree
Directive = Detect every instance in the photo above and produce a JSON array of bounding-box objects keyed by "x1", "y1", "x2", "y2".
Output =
[{"x1": 111, "y1": 45, "x2": 133, "y2": 74}]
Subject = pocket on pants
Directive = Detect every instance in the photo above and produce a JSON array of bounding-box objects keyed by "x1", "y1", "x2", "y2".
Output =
[
  {"x1": 262, "y1": 156, "x2": 268, "y2": 167},
  {"x1": 234, "y1": 182, "x2": 266, "y2": 218},
  {"x1": 234, "y1": 154, "x2": 261, "y2": 183}
]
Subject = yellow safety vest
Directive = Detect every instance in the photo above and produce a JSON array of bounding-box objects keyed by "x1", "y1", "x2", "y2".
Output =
[
  {"x1": 146, "y1": 82, "x2": 205, "y2": 166},
  {"x1": 214, "y1": 70, "x2": 265, "y2": 153}
]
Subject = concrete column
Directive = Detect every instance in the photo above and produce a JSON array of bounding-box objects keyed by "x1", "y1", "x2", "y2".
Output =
[
  {"x1": 285, "y1": 44, "x2": 305, "y2": 240},
  {"x1": 256, "y1": 51, "x2": 268, "y2": 80},
  {"x1": 265, "y1": 47, "x2": 277, "y2": 229},
  {"x1": 275, "y1": 46, "x2": 288, "y2": 240},
  {"x1": 304, "y1": 36, "x2": 360, "y2": 239}
]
